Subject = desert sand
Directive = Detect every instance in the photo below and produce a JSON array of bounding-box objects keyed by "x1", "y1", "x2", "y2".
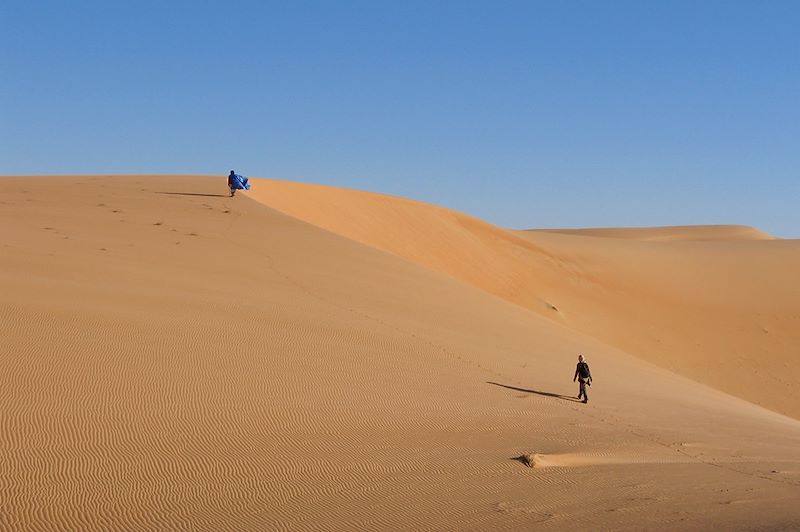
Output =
[{"x1": 2, "y1": 174, "x2": 799, "y2": 530}]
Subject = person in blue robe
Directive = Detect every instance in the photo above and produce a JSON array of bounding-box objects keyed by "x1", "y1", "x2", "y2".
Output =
[{"x1": 227, "y1": 170, "x2": 251, "y2": 197}]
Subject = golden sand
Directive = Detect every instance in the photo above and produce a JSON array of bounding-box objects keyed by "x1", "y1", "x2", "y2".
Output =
[{"x1": 2, "y1": 175, "x2": 799, "y2": 530}]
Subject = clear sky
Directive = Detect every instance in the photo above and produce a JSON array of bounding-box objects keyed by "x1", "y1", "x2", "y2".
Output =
[{"x1": 2, "y1": 1, "x2": 798, "y2": 236}]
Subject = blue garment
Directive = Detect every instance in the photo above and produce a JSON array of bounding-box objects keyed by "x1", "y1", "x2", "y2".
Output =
[{"x1": 229, "y1": 173, "x2": 251, "y2": 190}]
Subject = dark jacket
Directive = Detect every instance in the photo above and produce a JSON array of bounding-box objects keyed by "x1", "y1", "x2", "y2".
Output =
[{"x1": 574, "y1": 362, "x2": 592, "y2": 382}]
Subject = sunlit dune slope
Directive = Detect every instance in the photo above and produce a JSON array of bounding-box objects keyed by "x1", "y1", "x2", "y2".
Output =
[
  {"x1": 533, "y1": 224, "x2": 775, "y2": 241},
  {"x1": 2, "y1": 175, "x2": 800, "y2": 530},
  {"x1": 250, "y1": 178, "x2": 800, "y2": 419}
]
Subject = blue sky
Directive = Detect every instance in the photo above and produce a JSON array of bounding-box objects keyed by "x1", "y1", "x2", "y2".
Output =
[{"x1": 2, "y1": 1, "x2": 798, "y2": 236}]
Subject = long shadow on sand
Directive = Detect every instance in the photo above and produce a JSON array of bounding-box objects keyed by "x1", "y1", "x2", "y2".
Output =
[
  {"x1": 487, "y1": 381, "x2": 583, "y2": 402},
  {"x1": 156, "y1": 192, "x2": 228, "y2": 197}
]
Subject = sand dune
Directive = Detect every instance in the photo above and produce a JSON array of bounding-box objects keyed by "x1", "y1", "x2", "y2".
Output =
[
  {"x1": 251, "y1": 178, "x2": 800, "y2": 420},
  {"x1": 2, "y1": 175, "x2": 800, "y2": 530},
  {"x1": 531, "y1": 224, "x2": 775, "y2": 241}
]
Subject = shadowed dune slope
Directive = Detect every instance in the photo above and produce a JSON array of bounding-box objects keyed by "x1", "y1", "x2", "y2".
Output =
[
  {"x1": 250, "y1": 179, "x2": 800, "y2": 419},
  {"x1": 2, "y1": 175, "x2": 800, "y2": 530}
]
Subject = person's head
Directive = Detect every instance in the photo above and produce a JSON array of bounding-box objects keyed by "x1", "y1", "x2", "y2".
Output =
[
  {"x1": 578, "y1": 354, "x2": 584, "y2": 362},
  {"x1": 230, "y1": 170, "x2": 235, "y2": 175}
]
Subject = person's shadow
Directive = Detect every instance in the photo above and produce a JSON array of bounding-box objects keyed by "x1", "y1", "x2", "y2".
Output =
[
  {"x1": 486, "y1": 381, "x2": 583, "y2": 402},
  {"x1": 156, "y1": 192, "x2": 228, "y2": 197}
]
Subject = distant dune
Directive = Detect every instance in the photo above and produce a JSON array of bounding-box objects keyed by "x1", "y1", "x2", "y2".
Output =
[
  {"x1": 531, "y1": 224, "x2": 776, "y2": 241},
  {"x1": 2, "y1": 175, "x2": 799, "y2": 530}
]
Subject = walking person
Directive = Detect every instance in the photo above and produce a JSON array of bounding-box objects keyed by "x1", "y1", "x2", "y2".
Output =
[
  {"x1": 228, "y1": 170, "x2": 237, "y2": 196},
  {"x1": 227, "y1": 170, "x2": 250, "y2": 197},
  {"x1": 573, "y1": 354, "x2": 592, "y2": 403}
]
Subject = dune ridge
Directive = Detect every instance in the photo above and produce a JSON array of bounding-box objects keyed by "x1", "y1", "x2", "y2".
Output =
[{"x1": 2, "y1": 175, "x2": 799, "y2": 530}]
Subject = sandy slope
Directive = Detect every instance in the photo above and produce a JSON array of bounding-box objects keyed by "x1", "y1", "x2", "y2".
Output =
[
  {"x1": 251, "y1": 178, "x2": 800, "y2": 420},
  {"x1": 1, "y1": 175, "x2": 799, "y2": 530}
]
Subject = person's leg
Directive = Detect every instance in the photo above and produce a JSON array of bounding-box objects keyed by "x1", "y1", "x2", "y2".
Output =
[{"x1": 579, "y1": 380, "x2": 587, "y2": 402}]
